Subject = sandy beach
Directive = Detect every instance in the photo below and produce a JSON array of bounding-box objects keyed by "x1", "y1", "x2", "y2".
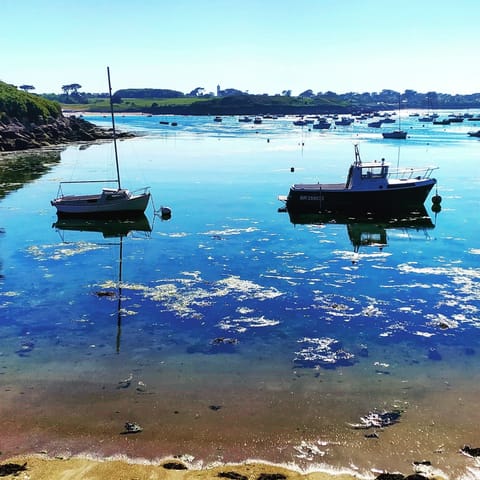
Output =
[
  {"x1": 0, "y1": 454, "x2": 452, "y2": 480},
  {"x1": 1, "y1": 369, "x2": 479, "y2": 480}
]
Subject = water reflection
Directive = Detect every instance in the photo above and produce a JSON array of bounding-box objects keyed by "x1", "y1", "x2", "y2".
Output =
[
  {"x1": 52, "y1": 214, "x2": 152, "y2": 239},
  {"x1": 285, "y1": 207, "x2": 435, "y2": 253},
  {"x1": 53, "y1": 215, "x2": 152, "y2": 352},
  {"x1": 0, "y1": 151, "x2": 61, "y2": 200}
]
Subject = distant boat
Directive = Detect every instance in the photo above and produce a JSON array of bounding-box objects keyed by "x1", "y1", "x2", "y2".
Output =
[
  {"x1": 335, "y1": 117, "x2": 353, "y2": 126},
  {"x1": 382, "y1": 96, "x2": 407, "y2": 139},
  {"x1": 467, "y1": 130, "x2": 480, "y2": 137},
  {"x1": 382, "y1": 130, "x2": 407, "y2": 139},
  {"x1": 278, "y1": 144, "x2": 438, "y2": 214},
  {"x1": 448, "y1": 116, "x2": 464, "y2": 123},
  {"x1": 368, "y1": 120, "x2": 383, "y2": 128},
  {"x1": 214, "y1": 116, "x2": 222, "y2": 122},
  {"x1": 238, "y1": 116, "x2": 252, "y2": 122},
  {"x1": 253, "y1": 116, "x2": 263, "y2": 124},
  {"x1": 51, "y1": 67, "x2": 150, "y2": 217},
  {"x1": 293, "y1": 118, "x2": 308, "y2": 126},
  {"x1": 382, "y1": 117, "x2": 396, "y2": 123},
  {"x1": 312, "y1": 119, "x2": 331, "y2": 130}
]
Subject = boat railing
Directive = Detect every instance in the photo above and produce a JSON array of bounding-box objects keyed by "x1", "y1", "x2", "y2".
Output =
[
  {"x1": 387, "y1": 166, "x2": 438, "y2": 180},
  {"x1": 55, "y1": 179, "x2": 119, "y2": 198},
  {"x1": 132, "y1": 186, "x2": 151, "y2": 195}
]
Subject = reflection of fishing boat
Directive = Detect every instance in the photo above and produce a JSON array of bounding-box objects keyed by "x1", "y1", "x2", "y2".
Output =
[
  {"x1": 51, "y1": 67, "x2": 150, "y2": 217},
  {"x1": 279, "y1": 144, "x2": 438, "y2": 214},
  {"x1": 285, "y1": 207, "x2": 435, "y2": 253},
  {"x1": 53, "y1": 215, "x2": 152, "y2": 353}
]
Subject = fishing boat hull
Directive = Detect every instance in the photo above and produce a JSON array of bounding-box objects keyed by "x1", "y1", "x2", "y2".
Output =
[
  {"x1": 52, "y1": 189, "x2": 150, "y2": 217},
  {"x1": 283, "y1": 179, "x2": 436, "y2": 214}
]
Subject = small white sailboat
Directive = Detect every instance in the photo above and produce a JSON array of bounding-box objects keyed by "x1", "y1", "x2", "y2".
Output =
[{"x1": 51, "y1": 67, "x2": 150, "y2": 217}]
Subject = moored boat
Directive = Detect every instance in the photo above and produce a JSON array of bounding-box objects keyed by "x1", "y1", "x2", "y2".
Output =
[
  {"x1": 312, "y1": 118, "x2": 331, "y2": 129},
  {"x1": 51, "y1": 67, "x2": 151, "y2": 217},
  {"x1": 382, "y1": 130, "x2": 407, "y2": 139},
  {"x1": 279, "y1": 144, "x2": 438, "y2": 214}
]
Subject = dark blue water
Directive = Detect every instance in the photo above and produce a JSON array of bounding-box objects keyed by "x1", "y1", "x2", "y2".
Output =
[{"x1": 1, "y1": 112, "x2": 479, "y2": 476}]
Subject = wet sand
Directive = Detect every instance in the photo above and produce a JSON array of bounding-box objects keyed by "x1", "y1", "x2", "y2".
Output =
[{"x1": 1, "y1": 366, "x2": 480, "y2": 479}]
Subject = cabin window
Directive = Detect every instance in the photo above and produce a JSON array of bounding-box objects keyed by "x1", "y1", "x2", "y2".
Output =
[{"x1": 361, "y1": 166, "x2": 387, "y2": 179}]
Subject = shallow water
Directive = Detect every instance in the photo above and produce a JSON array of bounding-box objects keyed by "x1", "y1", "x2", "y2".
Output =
[{"x1": 1, "y1": 112, "x2": 479, "y2": 478}]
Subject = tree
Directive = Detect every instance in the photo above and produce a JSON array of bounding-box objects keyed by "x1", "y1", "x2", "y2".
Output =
[
  {"x1": 61, "y1": 83, "x2": 82, "y2": 95},
  {"x1": 189, "y1": 87, "x2": 205, "y2": 97},
  {"x1": 19, "y1": 85, "x2": 35, "y2": 93},
  {"x1": 299, "y1": 89, "x2": 314, "y2": 98},
  {"x1": 70, "y1": 83, "x2": 82, "y2": 95}
]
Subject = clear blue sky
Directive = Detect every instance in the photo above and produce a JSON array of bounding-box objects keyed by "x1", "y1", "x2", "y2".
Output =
[{"x1": 2, "y1": 0, "x2": 479, "y2": 95}]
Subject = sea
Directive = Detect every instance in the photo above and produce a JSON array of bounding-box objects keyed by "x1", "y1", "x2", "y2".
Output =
[{"x1": 0, "y1": 111, "x2": 479, "y2": 479}]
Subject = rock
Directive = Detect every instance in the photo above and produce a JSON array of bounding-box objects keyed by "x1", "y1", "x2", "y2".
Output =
[
  {"x1": 0, "y1": 114, "x2": 134, "y2": 152},
  {"x1": 162, "y1": 462, "x2": 187, "y2": 470},
  {"x1": 117, "y1": 373, "x2": 133, "y2": 389},
  {"x1": 136, "y1": 381, "x2": 147, "y2": 392},
  {"x1": 122, "y1": 421, "x2": 142, "y2": 434},
  {"x1": 218, "y1": 472, "x2": 248, "y2": 480},
  {"x1": 374, "y1": 474, "x2": 404, "y2": 480},
  {"x1": 0, "y1": 462, "x2": 27, "y2": 476},
  {"x1": 349, "y1": 409, "x2": 402, "y2": 429},
  {"x1": 461, "y1": 444, "x2": 480, "y2": 457},
  {"x1": 257, "y1": 474, "x2": 286, "y2": 480}
]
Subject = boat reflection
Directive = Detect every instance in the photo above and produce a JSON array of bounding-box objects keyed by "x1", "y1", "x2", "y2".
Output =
[
  {"x1": 53, "y1": 214, "x2": 152, "y2": 353},
  {"x1": 53, "y1": 214, "x2": 152, "y2": 239},
  {"x1": 285, "y1": 206, "x2": 435, "y2": 254}
]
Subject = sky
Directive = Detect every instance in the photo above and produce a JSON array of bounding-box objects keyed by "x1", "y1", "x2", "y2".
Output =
[{"x1": 2, "y1": 0, "x2": 480, "y2": 96}]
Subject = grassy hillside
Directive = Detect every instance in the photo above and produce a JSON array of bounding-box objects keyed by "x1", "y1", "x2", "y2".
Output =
[
  {"x1": 62, "y1": 94, "x2": 352, "y2": 115},
  {"x1": 0, "y1": 81, "x2": 62, "y2": 123}
]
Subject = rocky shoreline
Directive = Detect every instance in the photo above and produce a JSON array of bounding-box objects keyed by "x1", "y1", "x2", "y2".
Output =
[{"x1": 0, "y1": 115, "x2": 132, "y2": 152}]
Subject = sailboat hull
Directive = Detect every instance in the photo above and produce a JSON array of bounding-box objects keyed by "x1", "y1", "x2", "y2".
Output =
[{"x1": 52, "y1": 189, "x2": 150, "y2": 216}]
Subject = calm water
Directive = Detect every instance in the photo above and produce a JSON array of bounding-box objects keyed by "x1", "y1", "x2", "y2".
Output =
[{"x1": 1, "y1": 112, "x2": 479, "y2": 477}]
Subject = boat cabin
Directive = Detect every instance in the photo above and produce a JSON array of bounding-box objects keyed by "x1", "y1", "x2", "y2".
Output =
[{"x1": 346, "y1": 159, "x2": 389, "y2": 191}]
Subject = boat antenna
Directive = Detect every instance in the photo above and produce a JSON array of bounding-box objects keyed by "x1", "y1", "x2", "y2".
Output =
[
  {"x1": 354, "y1": 144, "x2": 362, "y2": 165},
  {"x1": 107, "y1": 66, "x2": 121, "y2": 190}
]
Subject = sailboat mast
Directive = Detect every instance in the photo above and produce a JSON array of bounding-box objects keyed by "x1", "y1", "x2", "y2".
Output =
[
  {"x1": 398, "y1": 94, "x2": 402, "y2": 130},
  {"x1": 107, "y1": 66, "x2": 121, "y2": 190}
]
